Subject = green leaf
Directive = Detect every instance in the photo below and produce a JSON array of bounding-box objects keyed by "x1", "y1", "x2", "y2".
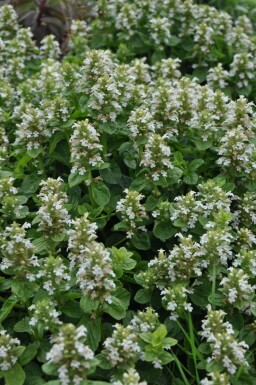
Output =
[
  {"x1": 49, "y1": 132, "x2": 66, "y2": 154},
  {"x1": 168, "y1": 167, "x2": 183, "y2": 184},
  {"x1": 0, "y1": 294, "x2": 18, "y2": 323},
  {"x1": 4, "y1": 363, "x2": 25, "y2": 385},
  {"x1": 61, "y1": 300, "x2": 83, "y2": 318},
  {"x1": 19, "y1": 342, "x2": 38, "y2": 366},
  {"x1": 14, "y1": 317, "x2": 32, "y2": 333},
  {"x1": 42, "y1": 362, "x2": 58, "y2": 376},
  {"x1": 32, "y1": 237, "x2": 48, "y2": 253},
  {"x1": 68, "y1": 172, "x2": 87, "y2": 188},
  {"x1": 134, "y1": 289, "x2": 151, "y2": 304},
  {"x1": 188, "y1": 159, "x2": 204, "y2": 171},
  {"x1": 114, "y1": 287, "x2": 131, "y2": 309},
  {"x1": 27, "y1": 147, "x2": 42, "y2": 159},
  {"x1": 183, "y1": 173, "x2": 198, "y2": 185},
  {"x1": 100, "y1": 161, "x2": 122, "y2": 184},
  {"x1": 91, "y1": 182, "x2": 110, "y2": 206},
  {"x1": 80, "y1": 316, "x2": 101, "y2": 351},
  {"x1": 11, "y1": 281, "x2": 35, "y2": 303},
  {"x1": 103, "y1": 296, "x2": 127, "y2": 320},
  {"x1": 159, "y1": 351, "x2": 174, "y2": 365},
  {"x1": 80, "y1": 296, "x2": 100, "y2": 314},
  {"x1": 131, "y1": 233, "x2": 151, "y2": 250},
  {"x1": 20, "y1": 174, "x2": 41, "y2": 196},
  {"x1": 153, "y1": 221, "x2": 176, "y2": 241},
  {"x1": 190, "y1": 278, "x2": 211, "y2": 307},
  {"x1": 194, "y1": 139, "x2": 212, "y2": 151}
]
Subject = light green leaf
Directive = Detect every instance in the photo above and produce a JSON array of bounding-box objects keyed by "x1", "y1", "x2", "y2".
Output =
[
  {"x1": 68, "y1": 171, "x2": 87, "y2": 188},
  {"x1": 4, "y1": 363, "x2": 25, "y2": 385},
  {"x1": 134, "y1": 289, "x2": 151, "y2": 304},
  {"x1": 80, "y1": 296, "x2": 100, "y2": 314}
]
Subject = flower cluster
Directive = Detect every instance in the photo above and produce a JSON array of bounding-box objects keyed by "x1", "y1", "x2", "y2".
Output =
[
  {"x1": 29, "y1": 299, "x2": 62, "y2": 331},
  {"x1": 36, "y1": 255, "x2": 70, "y2": 295},
  {"x1": 70, "y1": 119, "x2": 104, "y2": 178},
  {"x1": 161, "y1": 284, "x2": 193, "y2": 320},
  {"x1": 68, "y1": 213, "x2": 116, "y2": 302},
  {"x1": 37, "y1": 177, "x2": 71, "y2": 237},
  {"x1": 103, "y1": 324, "x2": 141, "y2": 368},
  {"x1": 0, "y1": 330, "x2": 21, "y2": 371},
  {"x1": 0, "y1": 176, "x2": 28, "y2": 220},
  {"x1": 113, "y1": 368, "x2": 147, "y2": 385},
  {"x1": 201, "y1": 306, "x2": 249, "y2": 375},
  {"x1": 0, "y1": 222, "x2": 38, "y2": 279},
  {"x1": 116, "y1": 189, "x2": 148, "y2": 238},
  {"x1": 46, "y1": 324, "x2": 97, "y2": 385}
]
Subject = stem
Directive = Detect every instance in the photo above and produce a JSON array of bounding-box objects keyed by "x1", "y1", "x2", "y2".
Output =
[
  {"x1": 113, "y1": 237, "x2": 127, "y2": 247},
  {"x1": 188, "y1": 312, "x2": 200, "y2": 384},
  {"x1": 176, "y1": 318, "x2": 204, "y2": 362},
  {"x1": 211, "y1": 263, "x2": 216, "y2": 310},
  {"x1": 37, "y1": 0, "x2": 47, "y2": 25},
  {"x1": 235, "y1": 365, "x2": 244, "y2": 381},
  {"x1": 171, "y1": 351, "x2": 191, "y2": 385},
  {"x1": 87, "y1": 173, "x2": 96, "y2": 208},
  {"x1": 102, "y1": 132, "x2": 108, "y2": 159}
]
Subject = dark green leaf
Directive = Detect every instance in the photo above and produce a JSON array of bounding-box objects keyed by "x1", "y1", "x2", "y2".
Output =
[
  {"x1": 153, "y1": 221, "x2": 176, "y2": 241},
  {"x1": 131, "y1": 233, "x2": 151, "y2": 250},
  {"x1": 91, "y1": 182, "x2": 110, "y2": 206}
]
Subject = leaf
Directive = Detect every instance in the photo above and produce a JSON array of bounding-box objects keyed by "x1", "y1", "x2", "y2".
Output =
[
  {"x1": 168, "y1": 167, "x2": 183, "y2": 184},
  {"x1": 134, "y1": 289, "x2": 151, "y2": 304},
  {"x1": 49, "y1": 132, "x2": 66, "y2": 155},
  {"x1": 11, "y1": 281, "x2": 35, "y2": 303},
  {"x1": 68, "y1": 171, "x2": 87, "y2": 188},
  {"x1": 183, "y1": 173, "x2": 198, "y2": 185},
  {"x1": 188, "y1": 159, "x2": 204, "y2": 171},
  {"x1": 32, "y1": 237, "x2": 48, "y2": 253},
  {"x1": 80, "y1": 315, "x2": 102, "y2": 351},
  {"x1": 61, "y1": 300, "x2": 83, "y2": 318},
  {"x1": 190, "y1": 278, "x2": 211, "y2": 307},
  {"x1": 115, "y1": 287, "x2": 131, "y2": 309},
  {"x1": 19, "y1": 342, "x2": 38, "y2": 366},
  {"x1": 27, "y1": 147, "x2": 42, "y2": 158},
  {"x1": 103, "y1": 296, "x2": 127, "y2": 320},
  {"x1": 100, "y1": 161, "x2": 122, "y2": 184},
  {"x1": 14, "y1": 317, "x2": 32, "y2": 333},
  {"x1": 153, "y1": 221, "x2": 176, "y2": 241},
  {"x1": 20, "y1": 174, "x2": 41, "y2": 195},
  {"x1": 91, "y1": 182, "x2": 110, "y2": 206},
  {"x1": 131, "y1": 233, "x2": 151, "y2": 250},
  {"x1": 42, "y1": 362, "x2": 58, "y2": 376},
  {"x1": 4, "y1": 363, "x2": 25, "y2": 385},
  {"x1": 0, "y1": 294, "x2": 18, "y2": 323},
  {"x1": 80, "y1": 296, "x2": 100, "y2": 314},
  {"x1": 194, "y1": 139, "x2": 212, "y2": 151},
  {"x1": 159, "y1": 351, "x2": 174, "y2": 365}
]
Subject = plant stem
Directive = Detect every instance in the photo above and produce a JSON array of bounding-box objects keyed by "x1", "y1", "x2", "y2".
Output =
[
  {"x1": 113, "y1": 237, "x2": 127, "y2": 247},
  {"x1": 171, "y1": 351, "x2": 191, "y2": 385},
  {"x1": 87, "y1": 173, "x2": 96, "y2": 208},
  {"x1": 188, "y1": 312, "x2": 200, "y2": 384},
  {"x1": 102, "y1": 132, "x2": 108, "y2": 159},
  {"x1": 211, "y1": 262, "x2": 216, "y2": 309}
]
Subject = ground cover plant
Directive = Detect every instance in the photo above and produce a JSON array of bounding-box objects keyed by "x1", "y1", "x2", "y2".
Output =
[{"x1": 1, "y1": 1, "x2": 256, "y2": 384}]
